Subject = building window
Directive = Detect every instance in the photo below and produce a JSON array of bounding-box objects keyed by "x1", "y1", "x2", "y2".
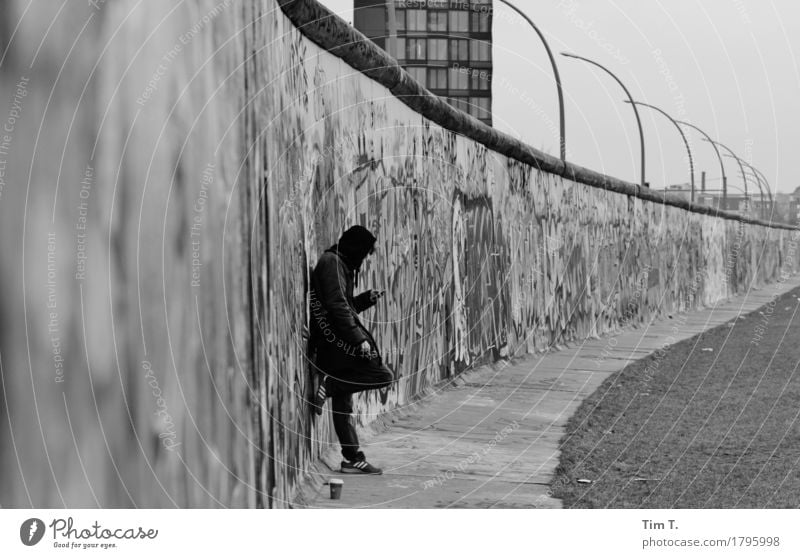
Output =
[
  {"x1": 428, "y1": 11, "x2": 448, "y2": 32},
  {"x1": 393, "y1": 9, "x2": 406, "y2": 31},
  {"x1": 428, "y1": 38, "x2": 448, "y2": 60},
  {"x1": 449, "y1": 11, "x2": 469, "y2": 32},
  {"x1": 428, "y1": 68, "x2": 448, "y2": 89},
  {"x1": 450, "y1": 39, "x2": 469, "y2": 61},
  {"x1": 448, "y1": 67, "x2": 469, "y2": 90},
  {"x1": 469, "y1": 96, "x2": 491, "y2": 119},
  {"x1": 471, "y1": 11, "x2": 490, "y2": 32},
  {"x1": 407, "y1": 38, "x2": 427, "y2": 60},
  {"x1": 396, "y1": 37, "x2": 406, "y2": 60},
  {"x1": 470, "y1": 69, "x2": 491, "y2": 90},
  {"x1": 407, "y1": 66, "x2": 427, "y2": 87},
  {"x1": 470, "y1": 39, "x2": 491, "y2": 61},
  {"x1": 448, "y1": 96, "x2": 470, "y2": 113},
  {"x1": 406, "y1": 9, "x2": 426, "y2": 32}
]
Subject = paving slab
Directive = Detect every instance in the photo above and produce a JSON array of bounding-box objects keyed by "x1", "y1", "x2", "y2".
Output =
[{"x1": 299, "y1": 277, "x2": 800, "y2": 508}]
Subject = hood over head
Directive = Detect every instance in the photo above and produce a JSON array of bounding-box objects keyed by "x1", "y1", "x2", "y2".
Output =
[{"x1": 327, "y1": 225, "x2": 377, "y2": 272}]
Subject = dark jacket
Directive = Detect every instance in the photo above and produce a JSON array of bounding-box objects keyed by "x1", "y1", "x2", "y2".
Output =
[{"x1": 309, "y1": 249, "x2": 381, "y2": 375}]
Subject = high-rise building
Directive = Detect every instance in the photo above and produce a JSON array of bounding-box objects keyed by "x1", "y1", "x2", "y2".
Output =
[{"x1": 354, "y1": 0, "x2": 493, "y2": 126}]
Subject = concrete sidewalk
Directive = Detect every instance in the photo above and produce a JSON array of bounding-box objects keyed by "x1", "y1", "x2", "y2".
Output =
[{"x1": 302, "y1": 276, "x2": 800, "y2": 508}]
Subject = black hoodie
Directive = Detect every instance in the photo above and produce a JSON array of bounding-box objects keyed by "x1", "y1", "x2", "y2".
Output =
[
  {"x1": 325, "y1": 225, "x2": 377, "y2": 286},
  {"x1": 309, "y1": 226, "x2": 381, "y2": 370}
]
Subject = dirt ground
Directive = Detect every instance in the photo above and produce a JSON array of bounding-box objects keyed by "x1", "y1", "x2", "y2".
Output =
[{"x1": 553, "y1": 286, "x2": 800, "y2": 508}]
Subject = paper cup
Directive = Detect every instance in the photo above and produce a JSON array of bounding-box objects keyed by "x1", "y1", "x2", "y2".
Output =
[{"x1": 329, "y1": 479, "x2": 343, "y2": 500}]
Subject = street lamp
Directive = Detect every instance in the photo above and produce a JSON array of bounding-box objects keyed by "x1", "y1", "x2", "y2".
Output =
[
  {"x1": 752, "y1": 167, "x2": 775, "y2": 215},
  {"x1": 562, "y1": 52, "x2": 646, "y2": 188},
  {"x1": 701, "y1": 141, "x2": 751, "y2": 213},
  {"x1": 741, "y1": 167, "x2": 767, "y2": 219},
  {"x1": 498, "y1": 0, "x2": 566, "y2": 161},
  {"x1": 716, "y1": 151, "x2": 757, "y2": 217},
  {"x1": 676, "y1": 121, "x2": 727, "y2": 206},
  {"x1": 702, "y1": 141, "x2": 748, "y2": 198},
  {"x1": 625, "y1": 100, "x2": 694, "y2": 201},
  {"x1": 744, "y1": 166, "x2": 774, "y2": 220}
]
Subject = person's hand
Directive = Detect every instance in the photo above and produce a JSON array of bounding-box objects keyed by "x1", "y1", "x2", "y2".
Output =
[{"x1": 369, "y1": 289, "x2": 385, "y2": 303}]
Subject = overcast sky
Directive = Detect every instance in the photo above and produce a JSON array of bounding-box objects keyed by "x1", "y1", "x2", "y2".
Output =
[{"x1": 317, "y1": 1, "x2": 800, "y2": 194}]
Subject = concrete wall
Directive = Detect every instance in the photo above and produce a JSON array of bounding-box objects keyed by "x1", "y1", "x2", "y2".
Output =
[
  {"x1": 0, "y1": 0, "x2": 797, "y2": 508},
  {"x1": 0, "y1": 0, "x2": 253, "y2": 508}
]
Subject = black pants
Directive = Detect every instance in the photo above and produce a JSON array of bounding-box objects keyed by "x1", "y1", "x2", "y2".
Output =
[{"x1": 328, "y1": 362, "x2": 394, "y2": 462}]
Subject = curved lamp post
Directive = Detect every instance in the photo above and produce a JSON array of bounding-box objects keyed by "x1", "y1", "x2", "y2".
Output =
[
  {"x1": 746, "y1": 166, "x2": 774, "y2": 220},
  {"x1": 705, "y1": 140, "x2": 750, "y2": 216},
  {"x1": 498, "y1": 0, "x2": 566, "y2": 161},
  {"x1": 717, "y1": 151, "x2": 757, "y2": 217},
  {"x1": 752, "y1": 167, "x2": 774, "y2": 211},
  {"x1": 676, "y1": 121, "x2": 727, "y2": 206},
  {"x1": 562, "y1": 52, "x2": 646, "y2": 188},
  {"x1": 740, "y1": 166, "x2": 767, "y2": 219},
  {"x1": 702, "y1": 141, "x2": 748, "y2": 197},
  {"x1": 625, "y1": 100, "x2": 694, "y2": 200}
]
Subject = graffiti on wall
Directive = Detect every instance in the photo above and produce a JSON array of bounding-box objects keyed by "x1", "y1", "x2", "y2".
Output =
[{"x1": 2, "y1": 0, "x2": 796, "y2": 509}]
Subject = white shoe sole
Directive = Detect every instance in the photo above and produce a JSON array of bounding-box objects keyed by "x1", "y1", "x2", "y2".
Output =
[{"x1": 340, "y1": 468, "x2": 382, "y2": 475}]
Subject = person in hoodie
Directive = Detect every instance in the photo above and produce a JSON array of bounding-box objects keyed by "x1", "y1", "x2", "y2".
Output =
[{"x1": 309, "y1": 225, "x2": 394, "y2": 475}]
